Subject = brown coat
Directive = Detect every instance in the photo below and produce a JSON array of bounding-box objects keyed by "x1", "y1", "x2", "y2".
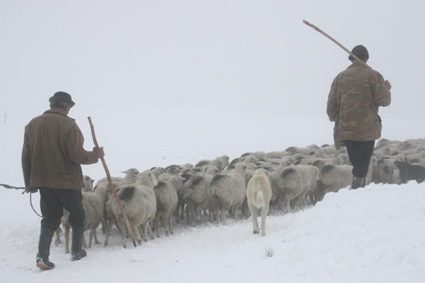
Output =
[
  {"x1": 327, "y1": 62, "x2": 391, "y2": 144},
  {"x1": 22, "y1": 109, "x2": 99, "y2": 190}
]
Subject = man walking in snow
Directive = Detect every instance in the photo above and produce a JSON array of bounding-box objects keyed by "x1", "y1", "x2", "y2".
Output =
[
  {"x1": 22, "y1": 91, "x2": 104, "y2": 270},
  {"x1": 327, "y1": 45, "x2": 391, "y2": 189}
]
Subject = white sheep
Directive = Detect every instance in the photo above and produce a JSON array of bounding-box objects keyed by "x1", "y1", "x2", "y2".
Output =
[
  {"x1": 246, "y1": 168, "x2": 272, "y2": 236},
  {"x1": 59, "y1": 190, "x2": 106, "y2": 253},
  {"x1": 207, "y1": 163, "x2": 247, "y2": 225},
  {"x1": 373, "y1": 156, "x2": 402, "y2": 184},
  {"x1": 82, "y1": 175, "x2": 95, "y2": 192},
  {"x1": 319, "y1": 164, "x2": 353, "y2": 193},
  {"x1": 298, "y1": 166, "x2": 320, "y2": 208},
  {"x1": 55, "y1": 175, "x2": 106, "y2": 253},
  {"x1": 274, "y1": 165, "x2": 319, "y2": 213},
  {"x1": 94, "y1": 168, "x2": 139, "y2": 189},
  {"x1": 195, "y1": 155, "x2": 230, "y2": 171},
  {"x1": 105, "y1": 172, "x2": 157, "y2": 248},
  {"x1": 153, "y1": 180, "x2": 178, "y2": 237},
  {"x1": 149, "y1": 167, "x2": 166, "y2": 178},
  {"x1": 181, "y1": 168, "x2": 218, "y2": 226}
]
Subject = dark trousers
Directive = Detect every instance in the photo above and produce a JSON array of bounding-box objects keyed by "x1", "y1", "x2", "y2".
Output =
[
  {"x1": 38, "y1": 188, "x2": 85, "y2": 259},
  {"x1": 345, "y1": 140, "x2": 375, "y2": 179}
]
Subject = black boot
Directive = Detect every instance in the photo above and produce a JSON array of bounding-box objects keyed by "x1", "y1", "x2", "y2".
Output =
[
  {"x1": 36, "y1": 253, "x2": 55, "y2": 270},
  {"x1": 71, "y1": 227, "x2": 87, "y2": 261},
  {"x1": 351, "y1": 176, "x2": 366, "y2": 190},
  {"x1": 37, "y1": 228, "x2": 55, "y2": 270}
]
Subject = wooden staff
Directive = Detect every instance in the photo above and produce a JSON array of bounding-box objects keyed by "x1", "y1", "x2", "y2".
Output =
[
  {"x1": 303, "y1": 20, "x2": 370, "y2": 68},
  {"x1": 88, "y1": 117, "x2": 137, "y2": 247}
]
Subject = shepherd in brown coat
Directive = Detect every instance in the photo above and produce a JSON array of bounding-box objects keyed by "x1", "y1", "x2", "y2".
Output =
[
  {"x1": 327, "y1": 45, "x2": 391, "y2": 189},
  {"x1": 22, "y1": 91, "x2": 104, "y2": 270}
]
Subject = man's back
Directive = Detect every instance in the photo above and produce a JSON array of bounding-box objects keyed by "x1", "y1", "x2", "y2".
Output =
[
  {"x1": 327, "y1": 62, "x2": 391, "y2": 142},
  {"x1": 22, "y1": 109, "x2": 98, "y2": 190}
]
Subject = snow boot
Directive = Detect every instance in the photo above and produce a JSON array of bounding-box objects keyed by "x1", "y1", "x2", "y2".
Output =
[
  {"x1": 36, "y1": 254, "x2": 55, "y2": 270},
  {"x1": 71, "y1": 226, "x2": 87, "y2": 261},
  {"x1": 71, "y1": 248, "x2": 87, "y2": 261},
  {"x1": 37, "y1": 227, "x2": 55, "y2": 270},
  {"x1": 351, "y1": 176, "x2": 366, "y2": 190}
]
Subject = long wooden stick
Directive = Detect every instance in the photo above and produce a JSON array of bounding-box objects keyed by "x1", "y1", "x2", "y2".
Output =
[
  {"x1": 88, "y1": 117, "x2": 137, "y2": 247},
  {"x1": 303, "y1": 20, "x2": 370, "y2": 68}
]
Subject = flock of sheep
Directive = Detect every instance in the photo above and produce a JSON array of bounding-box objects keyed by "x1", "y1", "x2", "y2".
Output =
[{"x1": 54, "y1": 137, "x2": 425, "y2": 250}]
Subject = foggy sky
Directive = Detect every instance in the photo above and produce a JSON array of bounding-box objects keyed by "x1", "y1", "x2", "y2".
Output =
[{"x1": 1, "y1": 1, "x2": 424, "y2": 122}]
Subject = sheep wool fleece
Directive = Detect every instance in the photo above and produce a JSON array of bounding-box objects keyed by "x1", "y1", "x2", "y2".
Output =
[
  {"x1": 22, "y1": 109, "x2": 99, "y2": 190},
  {"x1": 327, "y1": 62, "x2": 391, "y2": 143}
]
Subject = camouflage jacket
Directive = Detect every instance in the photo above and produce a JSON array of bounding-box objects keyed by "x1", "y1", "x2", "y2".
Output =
[{"x1": 327, "y1": 62, "x2": 391, "y2": 145}]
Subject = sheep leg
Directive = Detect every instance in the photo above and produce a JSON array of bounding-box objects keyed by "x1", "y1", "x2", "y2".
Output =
[
  {"x1": 185, "y1": 204, "x2": 191, "y2": 224},
  {"x1": 212, "y1": 203, "x2": 220, "y2": 224},
  {"x1": 88, "y1": 229, "x2": 94, "y2": 248},
  {"x1": 260, "y1": 205, "x2": 269, "y2": 236},
  {"x1": 133, "y1": 226, "x2": 143, "y2": 245},
  {"x1": 285, "y1": 195, "x2": 291, "y2": 214},
  {"x1": 83, "y1": 234, "x2": 88, "y2": 249},
  {"x1": 143, "y1": 221, "x2": 155, "y2": 241},
  {"x1": 104, "y1": 220, "x2": 115, "y2": 247},
  {"x1": 208, "y1": 208, "x2": 213, "y2": 223},
  {"x1": 249, "y1": 203, "x2": 259, "y2": 234},
  {"x1": 162, "y1": 215, "x2": 170, "y2": 236},
  {"x1": 232, "y1": 203, "x2": 241, "y2": 221},
  {"x1": 141, "y1": 223, "x2": 147, "y2": 241},
  {"x1": 194, "y1": 207, "x2": 202, "y2": 226},
  {"x1": 155, "y1": 217, "x2": 161, "y2": 238},
  {"x1": 179, "y1": 202, "x2": 185, "y2": 221},
  {"x1": 54, "y1": 227, "x2": 62, "y2": 246},
  {"x1": 148, "y1": 222, "x2": 155, "y2": 239},
  {"x1": 64, "y1": 223, "x2": 71, "y2": 253},
  {"x1": 187, "y1": 204, "x2": 195, "y2": 226},
  {"x1": 169, "y1": 208, "x2": 175, "y2": 235},
  {"x1": 119, "y1": 222, "x2": 127, "y2": 248},
  {"x1": 221, "y1": 206, "x2": 229, "y2": 225},
  {"x1": 94, "y1": 229, "x2": 101, "y2": 245},
  {"x1": 277, "y1": 195, "x2": 285, "y2": 212}
]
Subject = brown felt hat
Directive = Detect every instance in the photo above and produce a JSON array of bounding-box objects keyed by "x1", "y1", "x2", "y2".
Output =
[{"x1": 49, "y1": 91, "x2": 75, "y2": 107}]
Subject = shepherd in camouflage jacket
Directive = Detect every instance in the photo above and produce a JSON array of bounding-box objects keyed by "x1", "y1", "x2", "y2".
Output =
[
  {"x1": 326, "y1": 45, "x2": 391, "y2": 189},
  {"x1": 327, "y1": 60, "x2": 391, "y2": 143}
]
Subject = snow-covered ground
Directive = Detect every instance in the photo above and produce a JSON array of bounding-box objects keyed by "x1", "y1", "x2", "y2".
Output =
[{"x1": 1, "y1": 107, "x2": 424, "y2": 283}]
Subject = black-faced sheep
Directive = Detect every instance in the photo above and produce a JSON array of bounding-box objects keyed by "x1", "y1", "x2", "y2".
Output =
[
  {"x1": 105, "y1": 172, "x2": 157, "y2": 248},
  {"x1": 394, "y1": 161, "x2": 425, "y2": 184}
]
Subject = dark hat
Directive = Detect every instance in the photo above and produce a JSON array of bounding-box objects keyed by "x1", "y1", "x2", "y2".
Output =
[
  {"x1": 49, "y1": 91, "x2": 75, "y2": 107},
  {"x1": 348, "y1": 45, "x2": 369, "y2": 61}
]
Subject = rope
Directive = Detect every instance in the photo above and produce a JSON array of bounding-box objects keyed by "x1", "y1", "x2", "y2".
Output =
[
  {"x1": 30, "y1": 192, "x2": 43, "y2": 218},
  {"x1": 0, "y1": 183, "x2": 42, "y2": 217}
]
